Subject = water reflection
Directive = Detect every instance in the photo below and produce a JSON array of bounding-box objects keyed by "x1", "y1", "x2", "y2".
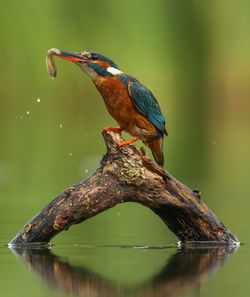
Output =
[{"x1": 11, "y1": 245, "x2": 237, "y2": 297}]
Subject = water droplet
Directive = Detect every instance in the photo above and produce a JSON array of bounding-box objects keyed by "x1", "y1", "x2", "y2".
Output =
[
  {"x1": 59, "y1": 124, "x2": 63, "y2": 128},
  {"x1": 85, "y1": 169, "x2": 88, "y2": 173},
  {"x1": 26, "y1": 110, "x2": 30, "y2": 115},
  {"x1": 69, "y1": 152, "x2": 72, "y2": 157},
  {"x1": 37, "y1": 98, "x2": 40, "y2": 103},
  {"x1": 19, "y1": 115, "x2": 23, "y2": 120}
]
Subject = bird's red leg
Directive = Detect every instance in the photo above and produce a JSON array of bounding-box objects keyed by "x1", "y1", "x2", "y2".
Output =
[
  {"x1": 104, "y1": 126, "x2": 123, "y2": 134},
  {"x1": 118, "y1": 137, "x2": 139, "y2": 147}
]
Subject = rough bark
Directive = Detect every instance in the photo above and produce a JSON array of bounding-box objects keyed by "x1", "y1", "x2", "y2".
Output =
[{"x1": 9, "y1": 130, "x2": 239, "y2": 246}]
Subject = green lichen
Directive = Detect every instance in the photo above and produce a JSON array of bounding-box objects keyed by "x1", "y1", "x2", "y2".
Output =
[{"x1": 119, "y1": 159, "x2": 145, "y2": 186}]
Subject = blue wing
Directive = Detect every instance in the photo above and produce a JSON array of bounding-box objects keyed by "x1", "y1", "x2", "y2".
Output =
[{"x1": 128, "y1": 81, "x2": 167, "y2": 135}]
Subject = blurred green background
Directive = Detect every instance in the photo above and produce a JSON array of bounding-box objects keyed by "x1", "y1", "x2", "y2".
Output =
[
  {"x1": 0, "y1": 0, "x2": 250, "y2": 296},
  {"x1": 1, "y1": 0, "x2": 249, "y2": 244}
]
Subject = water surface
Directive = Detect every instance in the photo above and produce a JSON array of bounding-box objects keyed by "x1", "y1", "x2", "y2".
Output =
[{"x1": 1, "y1": 237, "x2": 249, "y2": 297}]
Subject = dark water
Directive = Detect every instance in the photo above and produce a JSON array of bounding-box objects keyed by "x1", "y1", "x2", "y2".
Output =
[{"x1": 1, "y1": 239, "x2": 249, "y2": 297}]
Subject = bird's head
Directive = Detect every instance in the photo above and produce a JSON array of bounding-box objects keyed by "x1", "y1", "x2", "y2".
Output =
[{"x1": 54, "y1": 50, "x2": 122, "y2": 80}]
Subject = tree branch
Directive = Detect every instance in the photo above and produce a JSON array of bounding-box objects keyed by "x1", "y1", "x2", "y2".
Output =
[{"x1": 9, "y1": 130, "x2": 239, "y2": 246}]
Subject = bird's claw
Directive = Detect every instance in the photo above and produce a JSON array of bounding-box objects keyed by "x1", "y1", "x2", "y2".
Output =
[
  {"x1": 104, "y1": 126, "x2": 123, "y2": 134},
  {"x1": 118, "y1": 137, "x2": 139, "y2": 147}
]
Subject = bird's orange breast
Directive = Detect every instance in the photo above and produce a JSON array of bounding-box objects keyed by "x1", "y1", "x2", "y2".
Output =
[
  {"x1": 94, "y1": 76, "x2": 157, "y2": 140},
  {"x1": 94, "y1": 76, "x2": 134, "y2": 122}
]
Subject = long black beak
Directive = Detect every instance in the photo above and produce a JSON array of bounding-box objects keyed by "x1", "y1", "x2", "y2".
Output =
[{"x1": 55, "y1": 50, "x2": 88, "y2": 62}]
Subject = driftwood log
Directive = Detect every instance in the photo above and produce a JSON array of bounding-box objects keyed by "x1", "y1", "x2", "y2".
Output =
[{"x1": 9, "y1": 130, "x2": 239, "y2": 246}]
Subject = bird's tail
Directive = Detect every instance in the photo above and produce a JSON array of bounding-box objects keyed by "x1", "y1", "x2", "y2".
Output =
[{"x1": 147, "y1": 134, "x2": 164, "y2": 166}]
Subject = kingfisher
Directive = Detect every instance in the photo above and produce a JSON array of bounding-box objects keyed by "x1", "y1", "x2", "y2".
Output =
[{"x1": 52, "y1": 50, "x2": 168, "y2": 166}]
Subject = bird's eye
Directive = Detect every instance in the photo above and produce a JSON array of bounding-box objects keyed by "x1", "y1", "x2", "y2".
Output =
[
  {"x1": 86, "y1": 53, "x2": 92, "y2": 59},
  {"x1": 91, "y1": 53, "x2": 98, "y2": 60}
]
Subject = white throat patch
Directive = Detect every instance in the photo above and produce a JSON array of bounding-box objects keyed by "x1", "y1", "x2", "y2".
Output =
[
  {"x1": 107, "y1": 67, "x2": 123, "y2": 75},
  {"x1": 77, "y1": 63, "x2": 98, "y2": 80}
]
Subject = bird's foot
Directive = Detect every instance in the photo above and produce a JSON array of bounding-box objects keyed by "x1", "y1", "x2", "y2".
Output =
[
  {"x1": 118, "y1": 137, "x2": 139, "y2": 147},
  {"x1": 104, "y1": 126, "x2": 123, "y2": 134}
]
